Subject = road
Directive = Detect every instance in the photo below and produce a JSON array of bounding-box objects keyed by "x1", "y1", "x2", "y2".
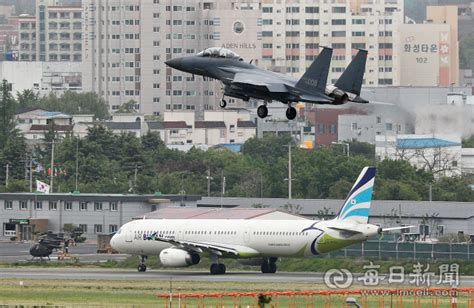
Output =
[{"x1": 1, "y1": 267, "x2": 474, "y2": 286}]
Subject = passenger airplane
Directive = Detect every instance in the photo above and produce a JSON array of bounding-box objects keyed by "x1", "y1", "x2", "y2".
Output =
[{"x1": 110, "y1": 167, "x2": 409, "y2": 275}]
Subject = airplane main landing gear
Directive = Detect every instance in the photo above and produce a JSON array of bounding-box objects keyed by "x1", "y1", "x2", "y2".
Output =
[
  {"x1": 210, "y1": 263, "x2": 226, "y2": 275},
  {"x1": 257, "y1": 105, "x2": 268, "y2": 119},
  {"x1": 286, "y1": 106, "x2": 297, "y2": 120},
  {"x1": 138, "y1": 255, "x2": 147, "y2": 272},
  {"x1": 261, "y1": 258, "x2": 277, "y2": 274}
]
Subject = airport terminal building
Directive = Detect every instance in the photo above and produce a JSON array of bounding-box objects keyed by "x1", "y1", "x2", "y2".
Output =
[
  {"x1": 1, "y1": 193, "x2": 473, "y2": 242},
  {"x1": 0, "y1": 193, "x2": 200, "y2": 241}
]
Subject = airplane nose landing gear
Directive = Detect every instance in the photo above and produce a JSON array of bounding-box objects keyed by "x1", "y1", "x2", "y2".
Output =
[{"x1": 138, "y1": 255, "x2": 147, "y2": 272}]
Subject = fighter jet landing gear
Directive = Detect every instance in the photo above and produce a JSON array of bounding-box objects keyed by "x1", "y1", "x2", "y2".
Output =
[
  {"x1": 261, "y1": 257, "x2": 277, "y2": 274},
  {"x1": 210, "y1": 263, "x2": 226, "y2": 275},
  {"x1": 286, "y1": 105, "x2": 297, "y2": 120},
  {"x1": 219, "y1": 98, "x2": 227, "y2": 108},
  {"x1": 257, "y1": 105, "x2": 268, "y2": 118},
  {"x1": 138, "y1": 255, "x2": 147, "y2": 272}
]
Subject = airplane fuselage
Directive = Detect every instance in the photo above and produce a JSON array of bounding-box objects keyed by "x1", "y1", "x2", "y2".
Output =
[
  {"x1": 168, "y1": 56, "x2": 316, "y2": 103},
  {"x1": 111, "y1": 218, "x2": 379, "y2": 258}
]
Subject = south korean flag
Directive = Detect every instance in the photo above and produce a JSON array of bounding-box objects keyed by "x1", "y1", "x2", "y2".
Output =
[{"x1": 36, "y1": 180, "x2": 50, "y2": 194}]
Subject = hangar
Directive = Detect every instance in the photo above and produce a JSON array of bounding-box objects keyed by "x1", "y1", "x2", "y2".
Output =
[{"x1": 1, "y1": 193, "x2": 473, "y2": 242}]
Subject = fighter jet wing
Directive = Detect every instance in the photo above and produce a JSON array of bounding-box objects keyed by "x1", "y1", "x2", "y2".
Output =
[
  {"x1": 148, "y1": 233, "x2": 260, "y2": 257},
  {"x1": 231, "y1": 72, "x2": 289, "y2": 93},
  {"x1": 298, "y1": 93, "x2": 334, "y2": 103}
]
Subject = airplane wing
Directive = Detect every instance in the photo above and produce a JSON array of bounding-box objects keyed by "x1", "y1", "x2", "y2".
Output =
[
  {"x1": 231, "y1": 72, "x2": 289, "y2": 93},
  {"x1": 147, "y1": 233, "x2": 260, "y2": 257}
]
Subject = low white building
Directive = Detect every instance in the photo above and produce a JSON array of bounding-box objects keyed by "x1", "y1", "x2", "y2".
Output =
[
  {"x1": 0, "y1": 62, "x2": 82, "y2": 96},
  {"x1": 148, "y1": 121, "x2": 191, "y2": 145},
  {"x1": 194, "y1": 121, "x2": 227, "y2": 146},
  {"x1": 461, "y1": 148, "x2": 474, "y2": 175},
  {"x1": 16, "y1": 109, "x2": 73, "y2": 143},
  {"x1": 376, "y1": 134, "x2": 462, "y2": 177}
]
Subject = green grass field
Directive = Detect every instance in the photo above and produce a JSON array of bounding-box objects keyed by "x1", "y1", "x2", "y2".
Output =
[{"x1": 0, "y1": 278, "x2": 472, "y2": 307}]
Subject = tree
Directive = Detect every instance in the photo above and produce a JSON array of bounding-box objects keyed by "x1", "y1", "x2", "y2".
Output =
[
  {"x1": 19, "y1": 91, "x2": 110, "y2": 119},
  {"x1": 347, "y1": 140, "x2": 375, "y2": 160},
  {"x1": 0, "y1": 79, "x2": 16, "y2": 148},
  {"x1": 0, "y1": 80, "x2": 29, "y2": 185},
  {"x1": 462, "y1": 135, "x2": 474, "y2": 148},
  {"x1": 460, "y1": 36, "x2": 474, "y2": 71},
  {"x1": 16, "y1": 89, "x2": 40, "y2": 110},
  {"x1": 375, "y1": 179, "x2": 421, "y2": 200},
  {"x1": 117, "y1": 100, "x2": 138, "y2": 113}
]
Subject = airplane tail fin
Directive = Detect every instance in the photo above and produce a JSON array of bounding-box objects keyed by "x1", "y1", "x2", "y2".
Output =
[
  {"x1": 334, "y1": 166, "x2": 376, "y2": 224},
  {"x1": 334, "y1": 49, "x2": 368, "y2": 96},
  {"x1": 295, "y1": 47, "x2": 333, "y2": 94}
]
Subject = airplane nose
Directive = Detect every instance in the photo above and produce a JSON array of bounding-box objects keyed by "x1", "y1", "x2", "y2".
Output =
[
  {"x1": 165, "y1": 57, "x2": 183, "y2": 70},
  {"x1": 110, "y1": 233, "x2": 118, "y2": 249}
]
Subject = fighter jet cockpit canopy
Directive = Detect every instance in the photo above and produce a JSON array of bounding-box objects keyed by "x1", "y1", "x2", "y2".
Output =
[{"x1": 196, "y1": 47, "x2": 242, "y2": 60}]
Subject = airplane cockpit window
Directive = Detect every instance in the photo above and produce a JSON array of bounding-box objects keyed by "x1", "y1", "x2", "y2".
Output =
[
  {"x1": 196, "y1": 47, "x2": 241, "y2": 59},
  {"x1": 117, "y1": 228, "x2": 122, "y2": 234}
]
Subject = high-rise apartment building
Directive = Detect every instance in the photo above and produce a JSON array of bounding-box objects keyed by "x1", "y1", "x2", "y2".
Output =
[
  {"x1": 82, "y1": 0, "x2": 262, "y2": 116},
  {"x1": 260, "y1": 0, "x2": 403, "y2": 87},
  {"x1": 18, "y1": 0, "x2": 82, "y2": 62}
]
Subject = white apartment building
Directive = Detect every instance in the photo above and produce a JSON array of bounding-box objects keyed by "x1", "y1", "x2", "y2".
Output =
[
  {"x1": 18, "y1": 0, "x2": 83, "y2": 62},
  {"x1": 260, "y1": 0, "x2": 403, "y2": 86},
  {"x1": 0, "y1": 61, "x2": 82, "y2": 96},
  {"x1": 82, "y1": 0, "x2": 262, "y2": 116},
  {"x1": 18, "y1": 14, "x2": 36, "y2": 61}
]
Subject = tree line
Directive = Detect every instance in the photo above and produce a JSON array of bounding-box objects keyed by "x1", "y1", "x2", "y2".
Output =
[{"x1": 0, "y1": 80, "x2": 473, "y2": 201}]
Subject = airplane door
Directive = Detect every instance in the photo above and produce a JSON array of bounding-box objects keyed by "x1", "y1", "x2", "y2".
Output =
[
  {"x1": 126, "y1": 229, "x2": 132, "y2": 242},
  {"x1": 244, "y1": 228, "x2": 250, "y2": 243}
]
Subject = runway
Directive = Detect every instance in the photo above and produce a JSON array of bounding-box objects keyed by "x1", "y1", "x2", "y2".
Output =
[{"x1": 1, "y1": 268, "x2": 474, "y2": 286}]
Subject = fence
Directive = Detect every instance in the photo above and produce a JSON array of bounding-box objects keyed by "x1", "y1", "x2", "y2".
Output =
[
  {"x1": 327, "y1": 240, "x2": 474, "y2": 261},
  {"x1": 156, "y1": 287, "x2": 474, "y2": 307}
]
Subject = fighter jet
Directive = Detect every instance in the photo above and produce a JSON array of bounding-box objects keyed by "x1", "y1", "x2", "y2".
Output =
[{"x1": 166, "y1": 47, "x2": 368, "y2": 120}]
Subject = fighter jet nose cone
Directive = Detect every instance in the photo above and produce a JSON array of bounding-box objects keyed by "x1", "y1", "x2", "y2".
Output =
[{"x1": 165, "y1": 58, "x2": 183, "y2": 70}]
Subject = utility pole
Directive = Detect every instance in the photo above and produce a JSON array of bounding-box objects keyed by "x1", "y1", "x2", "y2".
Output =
[
  {"x1": 5, "y1": 163, "x2": 9, "y2": 187},
  {"x1": 429, "y1": 183, "x2": 432, "y2": 202},
  {"x1": 220, "y1": 172, "x2": 226, "y2": 208},
  {"x1": 50, "y1": 142, "x2": 55, "y2": 193},
  {"x1": 206, "y1": 169, "x2": 213, "y2": 197},
  {"x1": 288, "y1": 143, "x2": 292, "y2": 200},
  {"x1": 29, "y1": 157, "x2": 33, "y2": 192},
  {"x1": 75, "y1": 137, "x2": 79, "y2": 191},
  {"x1": 134, "y1": 164, "x2": 138, "y2": 192}
]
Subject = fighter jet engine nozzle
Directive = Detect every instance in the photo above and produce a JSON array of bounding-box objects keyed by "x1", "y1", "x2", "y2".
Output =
[{"x1": 328, "y1": 88, "x2": 350, "y2": 105}]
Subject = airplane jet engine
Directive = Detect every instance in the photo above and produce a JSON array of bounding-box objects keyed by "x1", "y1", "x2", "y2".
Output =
[
  {"x1": 159, "y1": 248, "x2": 200, "y2": 267},
  {"x1": 327, "y1": 87, "x2": 350, "y2": 105}
]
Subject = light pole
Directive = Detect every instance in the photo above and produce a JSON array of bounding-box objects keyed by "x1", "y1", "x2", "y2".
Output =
[
  {"x1": 206, "y1": 169, "x2": 213, "y2": 197},
  {"x1": 283, "y1": 143, "x2": 294, "y2": 200},
  {"x1": 332, "y1": 141, "x2": 350, "y2": 157}
]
